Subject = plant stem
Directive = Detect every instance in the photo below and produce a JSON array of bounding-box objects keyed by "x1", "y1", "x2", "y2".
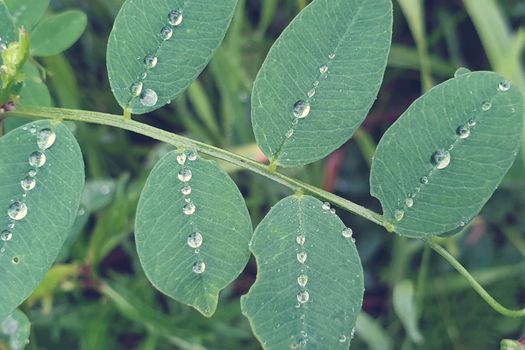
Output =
[
  {"x1": 6, "y1": 106, "x2": 388, "y2": 228},
  {"x1": 429, "y1": 240, "x2": 525, "y2": 318}
]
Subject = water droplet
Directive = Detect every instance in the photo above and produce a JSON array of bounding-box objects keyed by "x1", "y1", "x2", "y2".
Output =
[
  {"x1": 141, "y1": 71, "x2": 148, "y2": 79},
  {"x1": 338, "y1": 335, "x2": 347, "y2": 343},
  {"x1": 183, "y1": 202, "x2": 196, "y2": 215},
  {"x1": 330, "y1": 208, "x2": 336, "y2": 214},
  {"x1": 1, "y1": 230, "x2": 12, "y2": 241},
  {"x1": 297, "y1": 290, "x2": 310, "y2": 304},
  {"x1": 431, "y1": 149, "x2": 451, "y2": 169},
  {"x1": 319, "y1": 64, "x2": 328, "y2": 74},
  {"x1": 322, "y1": 202, "x2": 331, "y2": 211},
  {"x1": 286, "y1": 129, "x2": 294, "y2": 138},
  {"x1": 192, "y1": 260, "x2": 205, "y2": 274},
  {"x1": 297, "y1": 252, "x2": 307, "y2": 264},
  {"x1": 481, "y1": 101, "x2": 492, "y2": 111},
  {"x1": 130, "y1": 82, "x2": 143, "y2": 97},
  {"x1": 297, "y1": 274, "x2": 308, "y2": 287},
  {"x1": 307, "y1": 89, "x2": 316, "y2": 98},
  {"x1": 140, "y1": 89, "x2": 158, "y2": 107},
  {"x1": 342, "y1": 227, "x2": 353, "y2": 238},
  {"x1": 181, "y1": 185, "x2": 192, "y2": 196},
  {"x1": 177, "y1": 153, "x2": 187, "y2": 165},
  {"x1": 28, "y1": 169, "x2": 37, "y2": 177},
  {"x1": 36, "y1": 128, "x2": 56, "y2": 150},
  {"x1": 293, "y1": 100, "x2": 311, "y2": 119},
  {"x1": 144, "y1": 54, "x2": 158, "y2": 68},
  {"x1": 498, "y1": 80, "x2": 511, "y2": 92},
  {"x1": 454, "y1": 67, "x2": 471, "y2": 77},
  {"x1": 329, "y1": 53, "x2": 336, "y2": 59},
  {"x1": 168, "y1": 9, "x2": 183, "y2": 26},
  {"x1": 467, "y1": 118, "x2": 477, "y2": 127},
  {"x1": 8, "y1": 201, "x2": 27, "y2": 221},
  {"x1": 290, "y1": 343, "x2": 299, "y2": 349},
  {"x1": 456, "y1": 125, "x2": 470, "y2": 139},
  {"x1": 394, "y1": 210, "x2": 404, "y2": 222},
  {"x1": 0, "y1": 42, "x2": 6, "y2": 53},
  {"x1": 313, "y1": 80, "x2": 319, "y2": 87},
  {"x1": 20, "y1": 177, "x2": 36, "y2": 191},
  {"x1": 187, "y1": 151, "x2": 198, "y2": 161},
  {"x1": 405, "y1": 198, "x2": 414, "y2": 208},
  {"x1": 178, "y1": 169, "x2": 192, "y2": 182},
  {"x1": 160, "y1": 26, "x2": 173, "y2": 40},
  {"x1": 187, "y1": 232, "x2": 203, "y2": 248},
  {"x1": 420, "y1": 176, "x2": 429, "y2": 185},
  {"x1": 296, "y1": 235, "x2": 305, "y2": 245},
  {"x1": 29, "y1": 126, "x2": 37, "y2": 134},
  {"x1": 29, "y1": 151, "x2": 46, "y2": 168}
]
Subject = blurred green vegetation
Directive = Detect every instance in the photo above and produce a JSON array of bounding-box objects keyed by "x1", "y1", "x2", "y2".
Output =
[{"x1": 2, "y1": 0, "x2": 525, "y2": 349}]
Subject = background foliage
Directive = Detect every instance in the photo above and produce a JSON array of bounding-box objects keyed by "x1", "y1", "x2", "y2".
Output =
[{"x1": 1, "y1": 0, "x2": 525, "y2": 349}]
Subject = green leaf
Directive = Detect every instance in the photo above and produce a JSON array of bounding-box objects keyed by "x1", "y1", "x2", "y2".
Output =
[
  {"x1": 251, "y1": 0, "x2": 392, "y2": 167},
  {"x1": 106, "y1": 0, "x2": 238, "y2": 115},
  {"x1": 370, "y1": 71, "x2": 524, "y2": 237},
  {"x1": 29, "y1": 10, "x2": 87, "y2": 57},
  {"x1": 0, "y1": 1, "x2": 16, "y2": 43},
  {"x1": 4, "y1": 0, "x2": 49, "y2": 31},
  {"x1": 241, "y1": 195, "x2": 363, "y2": 349},
  {"x1": 135, "y1": 150, "x2": 252, "y2": 317},
  {"x1": 20, "y1": 62, "x2": 51, "y2": 107},
  {"x1": 0, "y1": 309, "x2": 30, "y2": 350},
  {"x1": 393, "y1": 280, "x2": 423, "y2": 345},
  {"x1": 355, "y1": 312, "x2": 393, "y2": 350},
  {"x1": 0, "y1": 120, "x2": 85, "y2": 320}
]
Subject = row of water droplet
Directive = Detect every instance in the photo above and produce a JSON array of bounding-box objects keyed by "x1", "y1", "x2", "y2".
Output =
[
  {"x1": 176, "y1": 150, "x2": 206, "y2": 274},
  {"x1": 285, "y1": 52, "x2": 336, "y2": 141},
  {"x1": 392, "y1": 80, "x2": 511, "y2": 224},
  {"x1": 1, "y1": 126, "x2": 57, "y2": 260},
  {"x1": 130, "y1": 9, "x2": 184, "y2": 107}
]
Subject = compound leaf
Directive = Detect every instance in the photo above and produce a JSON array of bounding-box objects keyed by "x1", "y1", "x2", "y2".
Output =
[
  {"x1": 30, "y1": 10, "x2": 87, "y2": 57},
  {"x1": 251, "y1": 0, "x2": 392, "y2": 167},
  {"x1": 135, "y1": 150, "x2": 252, "y2": 317},
  {"x1": 107, "y1": 0, "x2": 238, "y2": 114},
  {"x1": 0, "y1": 120, "x2": 85, "y2": 320},
  {"x1": 370, "y1": 71, "x2": 523, "y2": 237},
  {"x1": 241, "y1": 195, "x2": 363, "y2": 349}
]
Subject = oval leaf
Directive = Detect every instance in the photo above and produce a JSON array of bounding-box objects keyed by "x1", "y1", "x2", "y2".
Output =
[
  {"x1": 0, "y1": 309, "x2": 30, "y2": 350},
  {"x1": 370, "y1": 72, "x2": 524, "y2": 237},
  {"x1": 241, "y1": 195, "x2": 364, "y2": 349},
  {"x1": 251, "y1": 0, "x2": 392, "y2": 167},
  {"x1": 0, "y1": 120, "x2": 85, "y2": 320},
  {"x1": 30, "y1": 10, "x2": 87, "y2": 57},
  {"x1": 107, "y1": 0, "x2": 238, "y2": 114},
  {"x1": 135, "y1": 150, "x2": 252, "y2": 316}
]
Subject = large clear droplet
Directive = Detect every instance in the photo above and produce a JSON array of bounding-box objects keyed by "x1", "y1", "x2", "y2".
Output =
[
  {"x1": 297, "y1": 252, "x2": 307, "y2": 264},
  {"x1": 296, "y1": 235, "x2": 305, "y2": 245},
  {"x1": 342, "y1": 227, "x2": 353, "y2": 238},
  {"x1": 321, "y1": 202, "x2": 331, "y2": 211},
  {"x1": 20, "y1": 177, "x2": 36, "y2": 191},
  {"x1": 431, "y1": 149, "x2": 451, "y2": 169},
  {"x1": 187, "y1": 151, "x2": 198, "y2": 161},
  {"x1": 181, "y1": 185, "x2": 192, "y2": 196},
  {"x1": 297, "y1": 290, "x2": 310, "y2": 304},
  {"x1": 187, "y1": 232, "x2": 203, "y2": 248},
  {"x1": 404, "y1": 198, "x2": 414, "y2": 208},
  {"x1": 1, "y1": 230, "x2": 12, "y2": 241},
  {"x1": 456, "y1": 125, "x2": 470, "y2": 139},
  {"x1": 144, "y1": 54, "x2": 158, "y2": 68},
  {"x1": 183, "y1": 202, "x2": 196, "y2": 216},
  {"x1": 168, "y1": 9, "x2": 183, "y2": 26},
  {"x1": 454, "y1": 67, "x2": 471, "y2": 77},
  {"x1": 178, "y1": 169, "x2": 192, "y2": 182},
  {"x1": 8, "y1": 201, "x2": 27, "y2": 221},
  {"x1": 29, "y1": 151, "x2": 46, "y2": 168},
  {"x1": 160, "y1": 26, "x2": 173, "y2": 40},
  {"x1": 140, "y1": 89, "x2": 158, "y2": 106},
  {"x1": 192, "y1": 261, "x2": 205, "y2": 274},
  {"x1": 498, "y1": 80, "x2": 511, "y2": 92},
  {"x1": 130, "y1": 82, "x2": 143, "y2": 97},
  {"x1": 297, "y1": 274, "x2": 308, "y2": 288},
  {"x1": 36, "y1": 128, "x2": 56, "y2": 150},
  {"x1": 293, "y1": 100, "x2": 310, "y2": 119},
  {"x1": 176, "y1": 153, "x2": 187, "y2": 165}
]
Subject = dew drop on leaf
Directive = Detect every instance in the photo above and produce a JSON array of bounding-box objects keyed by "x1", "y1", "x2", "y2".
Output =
[
  {"x1": 319, "y1": 64, "x2": 328, "y2": 74},
  {"x1": 130, "y1": 82, "x2": 143, "y2": 97},
  {"x1": 1, "y1": 230, "x2": 12, "y2": 241},
  {"x1": 342, "y1": 227, "x2": 353, "y2": 238},
  {"x1": 297, "y1": 290, "x2": 310, "y2": 304},
  {"x1": 431, "y1": 149, "x2": 451, "y2": 169},
  {"x1": 404, "y1": 197, "x2": 414, "y2": 208},
  {"x1": 467, "y1": 118, "x2": 477, "y2": 127},
  {"x1": 481, "y1": 101, "x2": 492, "y2": 111},
  {"x1": 456, "y1": 125, "x2": 470, "y2": 139},
  {"x1": 28, "y1": 169, "x2": 37, "y2": 177},
  {"x1": 338, "y1": 335, "x2": 347, "y2": 343},
  {"x1": 176, "y1": 153, "x2": 187, "y2": 165},
  {"x1": 321, "y1": 202, "x2": 331, "y2": 211},
  {"x1": 181, "y1": 185, "x2": 192, "y2": 195},
  {"x1": 8, "y1": 201, "x2": 28, "y2": 221},
  {"x1": 168, "y1": 9, "x2": 183, "y2": 26},
  {"x1": 144, "y1": 54, "x2": 158, "y2": 68},
  {"x1": 140, "y1": 89, "x2": 158, "y2": 106},
  {"x1": 183, "y1": 202, "x2": 196, "y2": 216},
  {"x1": 453, "y1": 67, "x2": 471, "y2": 77},
  {"x1": 192, "y1": 260, "x2": 205, "y2": 274},
  {"x1": 178, "y1": 169, "x2": 192, "y2": 182},
  {"x1": 160, "y1": 26, "x2": 173, "y2": 40},
  {"x1": 29, "y1": 151, "x2": 46, "y2": 168},
  {"x1": 187, "y1": 232, "x2": 203, "y2": 248},
  {"x1": 297, "y1": 252, "x2": 307, "y2": 264},
  {"x1": 20, "y1": 177, "x2": 36, "y2": 191},
  {"x1": 297, "y1": 274, "x2": 308, "y2": 287},
  {"x1": 187, "y1": 151, "x2": 198, "y2": 161},
  {"x1": 36, "y1": 128, "x2": 56, "y2": 150},
  {"x1": 296, "y1": 235, "x2": 305, "y2": 245},
  {"x1": 293, "y1": 100, "x2": 310, "y2": 119},
  {"x1": 394, "y1": 209, "x2": 404, "y2": 222},
  {"x1": 498, "y1": 80, "x2": 511, "y2": 92}
]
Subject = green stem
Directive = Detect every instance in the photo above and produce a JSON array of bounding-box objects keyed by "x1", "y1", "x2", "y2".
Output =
[
  {"x1": 429, "y1": 240, "x2": 525, "y2": 318},
  {"x1": 6, "y1": 106, "x2": 388, "y2": 228}
]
